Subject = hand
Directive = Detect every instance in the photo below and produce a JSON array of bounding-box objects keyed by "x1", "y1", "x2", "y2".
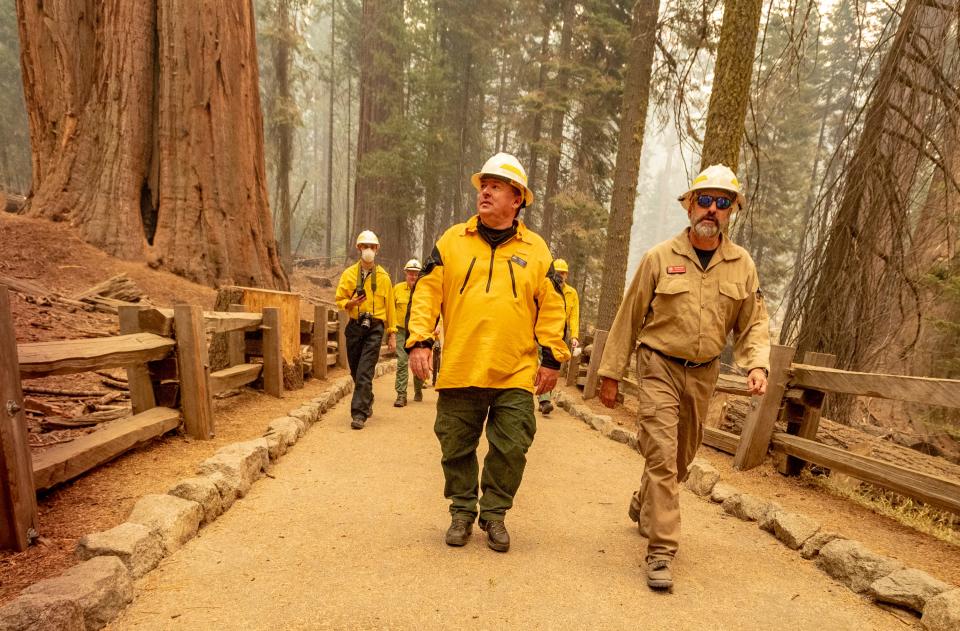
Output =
[
  {"x1": 747, "y1": 368, "x2": 768, "y2": 396},
  {"x1": 599, "y1": 377, "x2": 619, "y2": 409},
  {"x1": 387, "y1": 333, "x2": 396, "y2": 353},
  {"x1": 570, "y1": 338, "x2": 580, "y2": 349},
  {"x1": 410, "y1": 347, "x2": 433, "y2": 381},
  {"x1": 534, "y1": 366, "x2": 559, "y2": 396}
]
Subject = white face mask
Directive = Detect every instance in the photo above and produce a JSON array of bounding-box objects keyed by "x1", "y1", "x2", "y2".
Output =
[{"x1": 360, "y1": 248, "x2": 376, "y2": 263}]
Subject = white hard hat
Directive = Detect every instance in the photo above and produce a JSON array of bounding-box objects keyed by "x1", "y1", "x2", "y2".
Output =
[
  {"x1": 403, "y1": 258, "x2": 422, "y2": 272},
  {"x1": 355, "y1": 230, "x2": 380, "y2": 246},
  {"x1": 471, "y1": 152, "x2": 534, "y2": 207},
  {"x1": 677, "y1": 164, "x2": 745, "y2": 210}
]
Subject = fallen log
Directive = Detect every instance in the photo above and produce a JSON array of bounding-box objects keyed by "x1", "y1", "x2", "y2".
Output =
[
  {"x1": 41, "y1": 406, "x2": 132, "y2": 430},
  {"x1": 73, "y1": 274, "x2": 144, "y2": 303},
  {"x1": 21, "y1": 386, "x2": 109, "y2": 398}
]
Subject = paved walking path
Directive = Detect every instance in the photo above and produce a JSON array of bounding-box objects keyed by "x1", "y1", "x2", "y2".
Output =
[{"x1": 109, "y1": 375, "x2": 902, "y2": 630}]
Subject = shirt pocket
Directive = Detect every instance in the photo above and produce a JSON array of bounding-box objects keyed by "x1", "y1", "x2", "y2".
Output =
[
  {"x1": 718, "y1": 281, "x2": 748, "y2": 326},
  {"x1": 651, "y1": 276, "x2": 691, "y2": 327}
]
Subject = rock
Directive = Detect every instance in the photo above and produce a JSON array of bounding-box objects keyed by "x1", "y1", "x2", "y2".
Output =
[
  {"x1": 288, "y1": 407, "x2": 316, "y2": 425},
  {"x1": 127, "y1": 494, "x2": 203, "y2": 554},
  {"x1": 606, "y1": 424, "x2": 635, "y2": 445},
  {"x1": 267, "y1": 416, "x2": 302, "y2": 446},
  {"x1": 721, "y1": 493, "x2": 769, "y2": 522},
  {"x1": 868, "y1": 569, "x2": 951, "y2": 613},
  {"x1": 197, "y1": 439, "x2": 269, "y2": 499},
  {"x1": 21, "y1": 556, "x2": 132, "y2": 630},
  {"x1": 0, "y1": 593, "x2": 85, "y2": 631},
  {"x1": 203, "y1": 470, "x2": 240, "y2": 511},
  {"x1": 168, "y1": 477, "x2": 223, "y2": 525},
  {"x1": 923, "y1": 589, "x2": 960, "y2": 631},
  {"x1": 684, "y1": 460, "x2": 720, "y2": 497},
  {"x1": 313, "y1": 394, "x2": 330, "y2": 413},
  {"x1": 816, "y1": 539, "x2": 904, "y2": 593},
  {"x1": 75, "y1": 522, "x2": 163, "y2": 578},
  {"x1": 771, "y1": 512, "x2": 820, "y2": 549},
  {"x1": 758, "y1": 503, "x2": 784, "y2": 533},
  {"x1": 800, "y1": 531, "x2": 842, "y2": 560},
  {"x1": 264, "y1": 433, "x2": 286, "y2": 461},
  {"x1": 710, "y1": 482, "x2": 738, "y2": 504},
  {"x1": 590, "y1": 414, "x2": 611, "y2": 433}
]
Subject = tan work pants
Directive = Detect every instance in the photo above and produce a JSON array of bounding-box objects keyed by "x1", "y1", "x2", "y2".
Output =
[{"x1": 630, "y1": 346, "x2": 720, "y2": 562}]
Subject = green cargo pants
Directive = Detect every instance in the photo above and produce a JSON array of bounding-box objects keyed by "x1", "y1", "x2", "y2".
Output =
[
  {"x1": 394, "y1": 328, "x2": 423, "y2": 396},
  {"x1": 435, "y1": 387, "x2": 536, "y2": 523}
]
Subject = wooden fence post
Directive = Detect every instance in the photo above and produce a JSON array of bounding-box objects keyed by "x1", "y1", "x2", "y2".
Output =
[
  {"x1": 582, "y1": 330, "x2": 608, "y2": 400},
  {"x1": 0, "y1": 287, "x2": 38, "y2": 551},
  {"x1": 565, "y1": 348, "x2": 582, "y2": 387},
  {"x1": 262, "y1": 307, "x2": 283, "y2": 397},
  {"x1": 313, "y1": 306, "x2": 328, "y2": 380},
  {"x1": 733, "y1": 344, "x2": 796, "y2": 470},
  {"x1": 778, "y1": 351, "x2": 836, "y2": 476},
  {"x1": 118, "y1": 305, "x2": 157, "y2": 415},
  {"x1": 226, "y1": 304, "x2": 247, "y2": 367},
  {"x1": 337, "y1": 310, "x2": 348, "y2": 369},
  {"x1": 174, "y1": 305, "x2": 215, "y2": 439}
]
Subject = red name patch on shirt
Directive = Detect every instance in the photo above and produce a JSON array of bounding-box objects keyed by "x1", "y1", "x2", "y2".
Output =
[{"x1": 666, "y1": 265, "x2": 686, "y2": 274}]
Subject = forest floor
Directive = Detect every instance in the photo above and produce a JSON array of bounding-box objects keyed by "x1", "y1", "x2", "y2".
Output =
[
  {"x1": 1, "y1": 211, "x2": 958, "y2": 620},
  {"x1": 108, "y1": 376, "x2": 908, "y2": 630}
]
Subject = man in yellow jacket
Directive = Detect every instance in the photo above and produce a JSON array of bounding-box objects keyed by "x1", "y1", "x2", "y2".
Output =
[
  {"x1": 335, "y1": 230, "x2": 396, "y2": 430},
  {"x1": 407, "y1": 152, "x2": 570, "y2": 552},
  {"x1": 538, "y1": 258, "x2": 580, "y2": 415},
  {"x1": 598, "y1": 165, "x2": 770, "y2": 591},
  {"x1": 393, "y1": 258, "x2": 423, "y2": 407}
]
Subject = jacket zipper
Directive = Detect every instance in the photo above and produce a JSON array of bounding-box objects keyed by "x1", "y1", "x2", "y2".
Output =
[
  {"x1": 507, "y1": 259, "x2": 517, "y2": 298},
  {"x1": 486, "y1": 245, "x2": 496, "y2": 292},
  {"x1": 459, "y1": 257, "x2": 477, "y2": 294}
]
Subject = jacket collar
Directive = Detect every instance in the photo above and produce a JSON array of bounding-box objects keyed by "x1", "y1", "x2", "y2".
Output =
[
  {"x1": 670, "y1": 228, "x2": 741, "y2": 269},
  {"x1": 461, "y1": 214, "x2": 533, "y2": 245}
]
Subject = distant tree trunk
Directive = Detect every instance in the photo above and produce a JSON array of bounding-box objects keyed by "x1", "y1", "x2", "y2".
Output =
[
  {"x1": 16, "y1": 0, "x2": 288, "y2": 289},
  {"x1": 353, "y1": 0, "x2": 402, "y2": 241},
  {"x1": 275, "y1": 0, "x2": 293, "y2": 273},
  {"x1": 345, "y1": 75, "x2": 353, "y2": 256},
  {"x1": 595, "y1": 0, "x2": 660, "y2": 331},
  {"x1": 700, "y1": 0, "x2": 764, "y2": 169},
  {"x1": 326, "y1": 0, "x2": 336, "y2": 259},
  {"x1": 539, "y1": 0, "x2": 576, "y2": 246},
  {"x1": 524, "y1": 15, "x2": 554, "y2": 229}
]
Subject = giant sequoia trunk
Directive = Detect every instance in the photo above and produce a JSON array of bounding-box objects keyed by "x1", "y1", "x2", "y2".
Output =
[
  {"x1": 595, "y1": 0, "x2": 660, "y2": 331},
  {"x1": 700, "y1": 0, "x2": 764, "y2": 169},
  {"x1": 16, "y1": 0, "x2": 287, "y2": 289}
]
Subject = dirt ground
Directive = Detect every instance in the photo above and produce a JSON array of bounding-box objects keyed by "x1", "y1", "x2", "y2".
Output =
[
  {"x1": 109, "y1": 376, "x2": 908, "y2": 630},
  {"x1": 570, "y1": 384, "x2": 960, "y2": 587}
]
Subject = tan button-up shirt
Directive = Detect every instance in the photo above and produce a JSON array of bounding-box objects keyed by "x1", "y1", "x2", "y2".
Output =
[{"x1": 598, "y1": 228, "x2": 770, "y2": 381}]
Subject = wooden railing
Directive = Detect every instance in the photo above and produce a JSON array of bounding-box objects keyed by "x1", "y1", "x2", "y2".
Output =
[{"x1": 0, "y1": 287, "x2": 348, "y2": 551}]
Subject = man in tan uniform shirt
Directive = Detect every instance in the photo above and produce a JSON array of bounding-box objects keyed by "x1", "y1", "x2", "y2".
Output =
[{"x1": 598, "y1": 164, "x2": 771, "y2": 591}]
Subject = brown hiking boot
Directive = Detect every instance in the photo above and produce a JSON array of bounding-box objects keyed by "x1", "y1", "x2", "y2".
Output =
[
  {"x1": 646, "y1": 559, "x2": 673, "y2": 591},
  {"x1": 444, "y1": 518, "x2": 473, "y2": 547},
  {"x1": 394, "y1": 393, "x2": 407, "y2": 407},
  {"x1": 479, "y1": 518, "x2": 510, "y2": 552},
  {"x1": 414, "y1": 391, "x2": 423, "y2": 402},
  {"x1": 539, "y1": 400, "x2": 554, "y2": 415},
  {"x1": 350, "y1": 416, "x2": 366, "y2": 430}
]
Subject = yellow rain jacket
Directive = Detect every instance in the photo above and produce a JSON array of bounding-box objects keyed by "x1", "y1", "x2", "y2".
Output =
[
  {"x1": 394, "y1": 281, "x2": 413, "y2": 329},
  {"x1": 562, "y1": 284, "x2": 580, "y2": 340},
  {"x1": 406, "y1": 215, "x2": 570, "y2": 392},
  {"x1": 335, "y1": 262, "x2": 397, "y2": 334}
]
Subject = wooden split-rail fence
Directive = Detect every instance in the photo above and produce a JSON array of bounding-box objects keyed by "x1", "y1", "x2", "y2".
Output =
[
  {"x1": 580, "y1": 331, "x2": 960, "y2": 518},
  {"x1": 0, "y1": 287, "x2": 347, "y2": 551}
]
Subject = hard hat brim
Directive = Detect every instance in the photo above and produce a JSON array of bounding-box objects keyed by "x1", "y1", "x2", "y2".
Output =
[{"x1": 471, "y1": 172, "x2": 535, "y2": 207}]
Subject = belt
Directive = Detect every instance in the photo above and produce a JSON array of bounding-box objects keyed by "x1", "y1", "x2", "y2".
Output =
[{"x1": 643, "y1": 345, "x2": 717, "y2": 369}]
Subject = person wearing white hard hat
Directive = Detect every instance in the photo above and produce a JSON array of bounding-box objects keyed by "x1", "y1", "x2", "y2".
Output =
[
  {"x1": 393, "y1": 258, "x2": 425, "y2": 407},
  {"x1": 406, "y1": 152, "x2": 569, "y2": 553},
  {"x1": 597, "y1": 163, "x2": 771, "y2": 591},
  {"x1": 537, "y1": 257, "x2": 580, "y2": 416},
  {"x1": 335, "y1": 230, "x2": 397, "y2": 430}
]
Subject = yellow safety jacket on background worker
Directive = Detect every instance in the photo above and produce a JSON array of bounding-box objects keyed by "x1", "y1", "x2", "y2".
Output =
[
  {"x1": 598, "y1": 228, "x2": 770, "y2": 380},
  {"x1": 562, "y1": 284, "x2": 580, "y2": 340},
  {"x1": 406, "y1": 215, "x2": 570, "y2": 392},
  {"x1": 335, "y1": 263, "x2": 397, "y2": 333},
  {"x1": 394, "y1": 281, "x2": 412, "y2": 329}
]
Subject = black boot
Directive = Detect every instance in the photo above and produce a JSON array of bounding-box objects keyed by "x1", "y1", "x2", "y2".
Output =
[
  {"x1": 444, "y1": 518, "x2": 473, "y2": 547},
  {"x1": 479, "y1": 518, "x2": 510, "y2": 552},
  {"x1": 539, "y1": 400, "x2": 554, "y2": 415},
  {"x1": 394, "y1": 393, "x2": 407, "y2": 407},
  {"x1": 351, "y1": 415, "x2": 366, "y2": 430}
]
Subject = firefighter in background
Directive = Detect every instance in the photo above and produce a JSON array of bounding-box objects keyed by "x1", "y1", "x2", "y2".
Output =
[
  {"x1": 393, "y1": 258, "x2": 424, "y2": 407},
  {"x1": 537, "y1": 258, "x2": 579, "y2": 415},
  {"x1": 335, "y1": 230, "x2": 396, "y2": 430}
]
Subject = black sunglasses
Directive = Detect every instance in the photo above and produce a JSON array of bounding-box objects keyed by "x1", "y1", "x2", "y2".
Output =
[{"x1": 696, "y1": 194, "x2": 734, "y2": 210}]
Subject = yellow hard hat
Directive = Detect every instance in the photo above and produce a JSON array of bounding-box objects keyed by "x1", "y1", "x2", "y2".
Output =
[
  {"x1": 677, "y1": 164, "x2": 745, "y2": 210},
  {"x1": 403, "y1": 258, "x2": 422, "y2": 272},
  {"x1": 553, "y1": 258, "x2": 569, "y2": 273},
  {"x1": 355, "y1": 230, "x2": 380, "y2": 246},
  {"x1": 471, "y1": 152, "x2": 535, "y2": 207}
]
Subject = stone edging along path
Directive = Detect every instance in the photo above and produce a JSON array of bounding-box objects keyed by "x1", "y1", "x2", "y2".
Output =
[
  {"x1": 0, "y1": 361, "x2": 397, "y2": 631},
  {"x1": 552, "y1": 391, "x2": 960, "y2": 631}
]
